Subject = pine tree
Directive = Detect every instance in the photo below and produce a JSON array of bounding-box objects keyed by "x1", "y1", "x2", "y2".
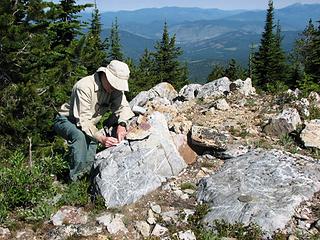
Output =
[
  {"x1": 305, "y1": 21, "x2": 320, "y2": 82},
  {"x1": 207, "y1": 64, "x2": 225, "y2": 83},
  {"x1": 272, "y1": 21, "x2": 288, "y2": 86},
  {"x1": 153, "y1": 22, "x2": 188, "y2": 90},
  {"x1": 252, "y1": 0, "x2": 288, "y2": 92},
  {"x1": 79, "y1": 1, "x2": 108, "y2": 73},
  {"x1": 108, "y1": 18, "x2": 124, "y2": 61}
]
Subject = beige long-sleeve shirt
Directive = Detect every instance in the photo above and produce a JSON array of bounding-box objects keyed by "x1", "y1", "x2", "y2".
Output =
[{"x1": 58, "y1": 73, "x2": 134, "y2": 140}]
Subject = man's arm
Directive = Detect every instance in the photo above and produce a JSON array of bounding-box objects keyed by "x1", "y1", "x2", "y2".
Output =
[{"x1": 110, "y1": 91, "x2": 134, "y2": 141}]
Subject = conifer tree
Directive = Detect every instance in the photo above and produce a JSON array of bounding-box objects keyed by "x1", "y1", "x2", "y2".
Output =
[
  {"x1": 153, "y1": 22, "x2": 188, "y2": 90},
  {"x1": 108, "y1": 18, "x2": 124, "y2": 61},
  {"x1": 252, "y1": 0, "x2": 288, "y2": 92},
  {"x1": 79, "y1": 1, "x2": 108, "y2": 73},
  {"x1": 305, "y1": 21, "x2": 320, "y2": 82},
  {"x1": 207, "y1": 64, "x2": 225, "y2": 83}
]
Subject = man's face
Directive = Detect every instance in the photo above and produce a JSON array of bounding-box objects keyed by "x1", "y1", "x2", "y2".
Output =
[{"x1": 101, "y1": 72, "x2": 114, "y2": 94}]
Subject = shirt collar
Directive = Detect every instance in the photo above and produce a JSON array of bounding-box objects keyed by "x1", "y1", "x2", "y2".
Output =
[{"x1": 93, "y1": 73, "x2": 102, "y2": 92}]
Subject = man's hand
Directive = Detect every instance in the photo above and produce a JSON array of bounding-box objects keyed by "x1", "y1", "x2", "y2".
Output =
[
  {"x1": 96, "y1": 135, "x2": 119, "y2": 148},
  {"x1": 117, "y1": 125, "x2": 127, "y2": 142}
]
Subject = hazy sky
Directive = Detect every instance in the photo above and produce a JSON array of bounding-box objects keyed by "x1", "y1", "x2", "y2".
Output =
[{"x1": 72, "y1": 0, "x2": 320, "y2": 11}]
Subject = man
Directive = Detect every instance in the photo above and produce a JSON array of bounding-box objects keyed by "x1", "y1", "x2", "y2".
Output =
[{"x1": 54, "y1": 60, "x2": 134, "y2": 181}]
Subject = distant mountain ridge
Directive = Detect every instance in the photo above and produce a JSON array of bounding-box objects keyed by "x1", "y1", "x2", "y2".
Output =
[{"x1": 86, "y1": 4, "x2": 320, "y2": 82}]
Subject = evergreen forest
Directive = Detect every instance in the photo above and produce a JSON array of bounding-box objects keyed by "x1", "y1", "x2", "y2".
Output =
[{"x1": 0, "y1": 0, "x2": 319, "y2": 227}]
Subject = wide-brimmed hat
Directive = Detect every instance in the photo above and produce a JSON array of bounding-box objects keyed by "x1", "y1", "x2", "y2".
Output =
[{"x1": 97, "y1": 60, "x2": 130, "y2": 91}]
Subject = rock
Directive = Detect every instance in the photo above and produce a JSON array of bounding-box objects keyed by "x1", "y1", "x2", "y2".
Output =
[
  {"x1": 93, "y1": 112, "x2": 187, "y2": 207},
  {"x1": 47, "y1": 225, "x2": 77, "y2": 240},
  {"x1": 288, "y1": 235, "x2": 299, "y2": 240},
  {"x1": 132, "y1": 105, "x2": 147, "y2": 115},
  {"x1": 51, "y1": 206, "x2": 88, "y2": 226},
  {"x1": 301, "y1": 119, "x2": 320, "y2": 149},
  {"x1": 77, "y1": 226, "x2": 103, "y2": 237},
  {"x1": 263, "y1": 108, "x2": 302, "y2": 137},
  {"x1": 178, "y1": 230, "x2": 196, "y2": 240},
  {"x1": 191, "y1": 125, "x2": 230, "y2": 150},
  {"x1": 130, "y1": 82, "x2": 178, "y2": 108},
  {"x1": 16, "y1": 229, "x2": 35, "y2": 240},
  {"x1": 315, "y1": 220, "x2": 320, "y2": 231},
  {"x1": 196, "y1": 77, "x2": 231, "y2": 99},
  {"x1": 171, "y1": 119, "x2": 193, "y2": 135},
  {"x1": 295, "y1": 98, "x2": 310, "y2": 117},
  {"x1": 147, "y1": 209, "x2": 157, "y2": 225},
  {"x1": 135, "y1": 221, "x2": 150, "y2": 237},
  {"x1": 179, "y1": 84, "x2": 202, "y2": 100},
  {"x1": 215, "y1": 98, "x2": 230, "y2": 111},
  {"x1": 171, "y1": 133, "x2": 197, "y2": 165},
  {"x1": 232, "y1": 78, "x2": 256, "y2": 96},
  {"x1": 151, "y1": 203, "x2": 162, "y2": 214},
  {"x1": 151, "y1": 224, "x2": 168, "y2": 237},
  {"x1": 309, "y1": 91, "x2": 320, "y2": 104},
  {"x1": 161, "y1": 210, "x2": 179, "y2": 224},
  {"x1": 130, "y1": 90, "x2": 157, "y2": 108},
  {"x1": 197, "y1": 149, "x2": 320, "y2": 237},
  {"x1": 96, "y1": 213, "x2": 128, "y2": 234},
  {"x1": 215, "y1": 144, "x2": 249, "y2": 160},
  {"x1": 153, "y1": 82, "x2": 178, "y2": 101},
  {"x1": 0, "y1": 227, "x2": 11, "y2": 239}
]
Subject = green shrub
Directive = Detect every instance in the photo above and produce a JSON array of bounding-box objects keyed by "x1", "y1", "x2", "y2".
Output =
[
  {"x1": 214, "y1": 220, "x2": 263, "y2": 240},
  {"x1": 58, "y1": 179, "x2": 90, "y2": 206},
  {"x1": 0, "y1": 150, "x2": 68, "y2": 223}
]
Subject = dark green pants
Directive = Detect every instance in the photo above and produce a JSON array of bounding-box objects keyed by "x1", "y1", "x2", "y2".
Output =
[{"x1": 54, "y1": 115, "x2": 97, "y2": 181}]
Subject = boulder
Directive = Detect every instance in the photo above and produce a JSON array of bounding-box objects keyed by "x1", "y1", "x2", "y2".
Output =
[
  {"x1": 301, "y1": 119, "x2": 320, "y2": 149},
  {"x1": 196, "y1": 77, "x2": 231, "y2": 99},
  {"x1": 191, "y1": 125, "x2": 231, "y2": 150},
  {"x1": 178, "y1": 84, "x2": 202, "y2": 100},
  {"x1": 263, "y1": 108, "x2": 302, "y2": 137},
  {"x1": 215, "y1": 98, "x2": 230, "y2": 111},
  {"x1": 232, "y1": 78, "x2": 256, "y2": 96},
  {"x1": 93, "y1": 112, "x2": 187, "y2": 208},
  {"x1": 197, "y1": 149, "x2": 320, "y2": 237},
  {"x1": 171, "y1": 133, "x2": 197, "y2": 165},
  {"x1": 130, "y1": 82, "x2": 178, "y2": 108}
]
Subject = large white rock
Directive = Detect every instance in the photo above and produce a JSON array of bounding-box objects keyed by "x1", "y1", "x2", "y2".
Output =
[
  {"x1": 196, "y1": 77, "x2": 231, "y2": 99},
  {"x1": 263, "y1": 108, "x2": 302, "y2": 137},
  {"x1": 197, "y1": 149, "x2": 320, "y2": 238},
  {"x1": 301, "y1": 119, "x2": 320, "y2": 149},
  {"x1": 232, "y1": 78, "x2": 256, "y2": 96},
  {"x1": 130, "y1": 82, "x2": 178, "y2": 108},
  {"x1": 93, "y1": 112, "x2": 187, "y2": 207},
  {"x1": 178, "y1": 84, "x2": 202, "y2": 100}
]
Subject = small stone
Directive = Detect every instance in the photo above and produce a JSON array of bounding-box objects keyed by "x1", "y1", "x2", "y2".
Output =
[
  {"x1": 0, "y1": 227, "x2": 11, "y2": 239},
  {"x1": 135, "y1": 221, "x2": 150, "y2": 237},
  {"x1": 161, "y1": 210, "x2": 179, "y2": 223},
  {"x1": 178, "y1": 230, "x2": 196, "y2": 240},
  {"x1": 151, "y1": 224, "x2": 168, "y2": 237},
  {"x1": 183, "y1": 209, "x2": 195, "y2": 223},
  {"x1": 315, "y1": 220, "x2": 320, "y2": 231},
  {"x1": 180, "y1": 194, "x2": 189, "y2": 200},
  {"x1": 96, "y1": 213, "x2": 128, "y2": 234},
  {"x1": 216, "y1": 98, "x2": 230, "y2": 111},
  {"x1": 183, "y1": 189, "x2": 195, "y2": 195},
  {"x1": 288, "y1": 235, "x2": 299, "y2": 240},
  {"x1": 78, "y1": 226, "x2": 103, "y2": 237},
  {"x1": 51, "y1": 206, "x2": 88, "y2": 226},
  {"x1": 174, "y1": 189, "x2": 184, "y2": 198},
  {"x1": 151, "y1": 204, "x2": 162, "y2": 214},
  {"x1": 147, "y1": 209, "x2": 156, "y2": 225},
  {"x1": 16, "y1": 229, "x2": 35, "y2": 240}
]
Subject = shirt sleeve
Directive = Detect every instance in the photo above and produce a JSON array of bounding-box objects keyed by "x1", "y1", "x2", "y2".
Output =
[
  {"x1": 72, "y1": 87, "x2": 99, "y2": 140},
  {"x1": 110, "y1": 91, "x2": 135, "y2": 125}
]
